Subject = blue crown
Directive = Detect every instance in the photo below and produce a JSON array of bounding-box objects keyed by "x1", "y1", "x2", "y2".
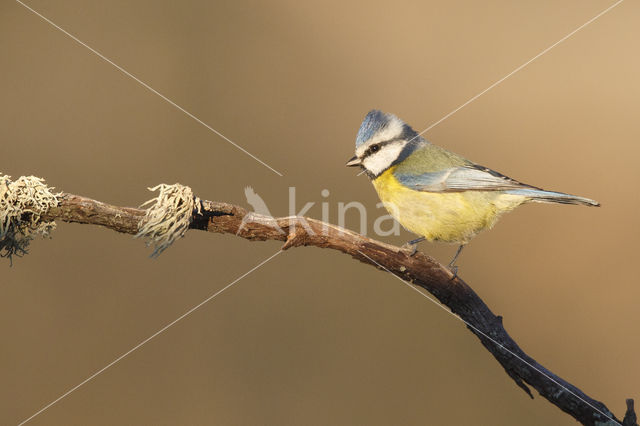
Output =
[{"x1": 355, "y1": 110, "x2": 391, "y2": 148}]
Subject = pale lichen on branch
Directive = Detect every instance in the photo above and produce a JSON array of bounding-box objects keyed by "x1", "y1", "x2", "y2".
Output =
[
  {"x1": 0, "y1": 173, "x2": 59, "y2": 263},
  {"x1": 135, "y1": 183, "x2": 200, "y2": 257}
]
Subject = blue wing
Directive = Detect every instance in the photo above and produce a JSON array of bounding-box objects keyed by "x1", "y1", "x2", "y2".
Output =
[
  {"x1": 394, "y1": 165, "x2": 599, "y2": 206},
  {"x1": 395, "y1": 164, "x2": 539, "y2": 193}
]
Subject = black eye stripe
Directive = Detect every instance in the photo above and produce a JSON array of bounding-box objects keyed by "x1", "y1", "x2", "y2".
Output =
[{"x1": 364, "y1": 138, "x2": 404, "y2": 156}]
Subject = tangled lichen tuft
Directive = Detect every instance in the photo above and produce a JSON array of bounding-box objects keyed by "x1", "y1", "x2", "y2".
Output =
[
  {"x1": 0, "y1": 173, "x2": 59, "y2": 264},
  {"x1": 136, "y1": 183, "x2": 199, "y2": 257}
]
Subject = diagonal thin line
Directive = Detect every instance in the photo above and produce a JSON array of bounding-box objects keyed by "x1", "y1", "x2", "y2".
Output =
[
  {"x1": 15, "y1": 0, "x2": 284, "y2": 177},
  {"x1": 357, "y1": 250, "x2": 621, "y2": 426},
  {"x1": 17, "y1": 249, "x2": 283, "y2": 426},
  {"x1": 413, "y1": 0, "x2": 624, "y2": 138}
]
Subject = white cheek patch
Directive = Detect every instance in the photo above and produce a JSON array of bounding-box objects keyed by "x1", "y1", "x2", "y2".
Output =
[
  {"x1": 362, "y1": 142, "x2": 407, "y2": 176},
  {"x1": 355, "y1": 116, "x2": 405, "y2": 158}
]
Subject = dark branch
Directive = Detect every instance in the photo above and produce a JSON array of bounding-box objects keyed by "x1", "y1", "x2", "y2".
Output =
[{"x1": 40, "y1": 193, "x2": 636, "y2": 426}]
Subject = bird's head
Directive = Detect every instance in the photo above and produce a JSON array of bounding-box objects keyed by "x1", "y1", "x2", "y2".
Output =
[{"x1": 346, "y1": 110, "x2": 422, "y2": 178}]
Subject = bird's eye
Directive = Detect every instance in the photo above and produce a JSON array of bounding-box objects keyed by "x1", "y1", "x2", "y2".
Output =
[{"x1": 370, "y1": 145, "x2": 380, "y2": 153}]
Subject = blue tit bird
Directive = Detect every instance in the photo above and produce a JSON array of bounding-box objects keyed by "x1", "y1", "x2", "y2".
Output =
[{"x1": 346, "y1": 110, "x2": 599, "y2": 270}]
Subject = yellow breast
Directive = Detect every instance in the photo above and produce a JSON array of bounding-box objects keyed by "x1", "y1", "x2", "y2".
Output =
[{"x1": 372, "y1": 167, "x2": 524, "y2": 243}]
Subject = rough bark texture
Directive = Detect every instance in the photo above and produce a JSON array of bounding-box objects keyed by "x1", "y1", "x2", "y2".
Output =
[{"x1": 40, "y1": 193, "x2": 636, "y2": 426}]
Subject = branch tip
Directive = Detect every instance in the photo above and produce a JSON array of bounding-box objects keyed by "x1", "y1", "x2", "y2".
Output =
[{"x1": 624, "y1": 399, "x2": 638, "y2": 426}]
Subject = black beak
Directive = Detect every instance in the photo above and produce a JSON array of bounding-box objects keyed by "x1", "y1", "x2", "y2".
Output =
[{"x1": 346, "y1": 156, "x2": 361, "y2": 167}]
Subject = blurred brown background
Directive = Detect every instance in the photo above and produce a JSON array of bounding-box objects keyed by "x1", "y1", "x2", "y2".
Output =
[{"x1": 1, "y1": 0, "x2": 638, "y2": 424}]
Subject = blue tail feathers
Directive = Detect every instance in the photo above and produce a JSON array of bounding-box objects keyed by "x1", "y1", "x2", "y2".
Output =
[{"x1": 505, "y1": 189, "x2": 600, "y2": 207}]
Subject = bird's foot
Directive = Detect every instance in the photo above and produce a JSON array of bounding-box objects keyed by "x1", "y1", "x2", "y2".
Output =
[
  {"x1": 401, "y1": 242, "x2": 419, "y2": 257},
  {"x1": 401, "y1": 237, "x2": 425, "y2": 257},
  {"x1": 448, "y1": 264, "x2": 459, "y2": 280}
]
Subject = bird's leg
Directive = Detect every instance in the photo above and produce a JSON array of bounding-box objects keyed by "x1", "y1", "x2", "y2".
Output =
[
  {"x1": 447, "y1": 244, "x2": 466, "y2": 278},
  {"x1": 401, "y1": 237, "x2": 426, "y2": 257},
  {"x1": 407, "y1": 237, "x2": 426, "y2": 246}
]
